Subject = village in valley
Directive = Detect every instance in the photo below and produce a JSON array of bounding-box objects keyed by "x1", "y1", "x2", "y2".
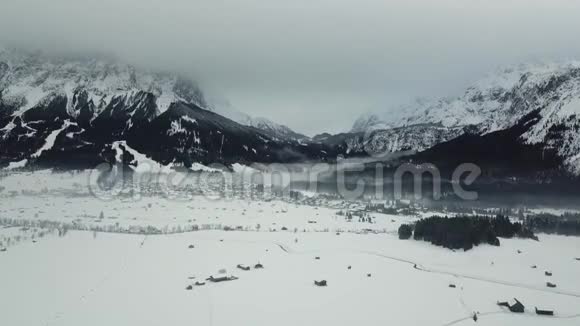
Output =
[{"x1": 1, "y1": 170, "x2": 580, "y2": 326}]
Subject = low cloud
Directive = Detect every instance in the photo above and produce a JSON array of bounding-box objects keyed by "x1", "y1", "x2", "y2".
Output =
[{"x1": 2, "y1": 0, "x2": 580, "y2": 135}]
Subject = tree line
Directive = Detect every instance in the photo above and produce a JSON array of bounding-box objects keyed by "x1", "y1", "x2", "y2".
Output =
[
  {"x1": 525, "y1": 212, "x2": 580, "y2": 236},
  {"x1": 399, "y1": 215, "x2": 537, "y2": 251}
]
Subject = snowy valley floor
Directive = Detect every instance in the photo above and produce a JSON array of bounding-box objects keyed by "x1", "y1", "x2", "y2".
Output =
[
  {"x1": 1, "y1": 173, "x2": 580, "y2": 325},
  {"x1": 2, "y1": 230, "x2": 580, "y2": 326}
]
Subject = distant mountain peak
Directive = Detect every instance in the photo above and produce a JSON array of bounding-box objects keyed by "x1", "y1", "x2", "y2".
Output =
[{"x1": 206, "y1": 95, "x2": 308, "y2": 141}]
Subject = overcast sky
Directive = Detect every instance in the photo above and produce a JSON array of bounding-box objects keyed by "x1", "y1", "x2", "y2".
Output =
[{"x1": 2, "y1": 0, "x2": 580, "y2": 135}]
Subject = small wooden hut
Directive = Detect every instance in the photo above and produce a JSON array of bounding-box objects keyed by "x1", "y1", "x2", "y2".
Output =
[
  {"x1": 535, "y1": 307, "x2": 554, "y2": 316},
  {"x1": 314, "y1": 280, "x2": 327, "y2": 287},
  {"x1": 237, "y1": 264, "x2": 251, "y2": 271}
]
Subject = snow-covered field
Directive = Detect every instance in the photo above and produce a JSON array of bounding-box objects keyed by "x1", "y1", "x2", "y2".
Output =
[
  {"x1": 2, "y1": 231, "x2": 580, "y2": 326},
  {"x1": 1, "y1": 171, "x2": 580, "y2": 326}
]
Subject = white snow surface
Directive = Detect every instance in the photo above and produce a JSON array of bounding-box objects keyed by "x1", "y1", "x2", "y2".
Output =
[
  {"x1": 5, "y1": 159, "x2": 27, "y2": 170},
  {"x1": 111, "y1": 141, "x2": 175, "y2": 173},
  {"x1": 1, "y1": 229, "x2": 579, "y2": 326},
  {"x1": 31, "y1": 120, "x2": 75, "y2": 158}
]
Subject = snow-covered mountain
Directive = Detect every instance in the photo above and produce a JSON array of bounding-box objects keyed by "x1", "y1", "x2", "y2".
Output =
[
  {"x1": 351, "y1": 98, "x2": 436, "y2": 133},
  {"x1": 0, "y1": 48, "x2": 328, "y2": 170},
  {"x1": 3, "y1": 46, "x2": 580, "y2": 179},
  {"x1": 0, "y1": 48, "x2": 207, "y2": 119},
  {"x1": 207, "y1": 97, "x2": 308, "y2": 141},
  {"x1": 351, "y1": 62, "x2": 580, "y2": 175}
]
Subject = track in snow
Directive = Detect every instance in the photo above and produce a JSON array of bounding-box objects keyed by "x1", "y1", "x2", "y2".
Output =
[
  {"x1": 272, "y1": 241, "x2": 580, "y2": 326},
  {"x1": 273, "y1": 242, "x2": 580, "y2": 299}
]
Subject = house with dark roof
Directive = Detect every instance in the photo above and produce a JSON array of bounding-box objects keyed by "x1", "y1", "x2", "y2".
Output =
[{"x1": 497, "y1": 298, "x2": 525, "y2": 313}]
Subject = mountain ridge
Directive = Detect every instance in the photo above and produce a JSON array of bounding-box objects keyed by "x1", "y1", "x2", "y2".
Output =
[
  {"x1": 0, "y1": 48, "x2": 318, "y2": 170},
  {"x1": 2, "y1": 48, "x2": 580, "y2": 181},
  {"x1": 349, "y1": 61, "x2": 580, "y2": 175}
]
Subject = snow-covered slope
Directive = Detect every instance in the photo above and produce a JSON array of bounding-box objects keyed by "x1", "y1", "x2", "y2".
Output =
[
  {"x1": 351, "y1": 62, "x2": 580, "y2": 174},
  {"x1": 243, "y1": 117, "x2": 309, "y2": 141},
  {"x1": 351, "y1": 98, "x2": 436, "y2": 133},
  {"x1": 208, "y1": 97, "x2": 308, "y2": 141},
  {"x1": 352, "y1": 65, "x2": 563, "y2": 132}
]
